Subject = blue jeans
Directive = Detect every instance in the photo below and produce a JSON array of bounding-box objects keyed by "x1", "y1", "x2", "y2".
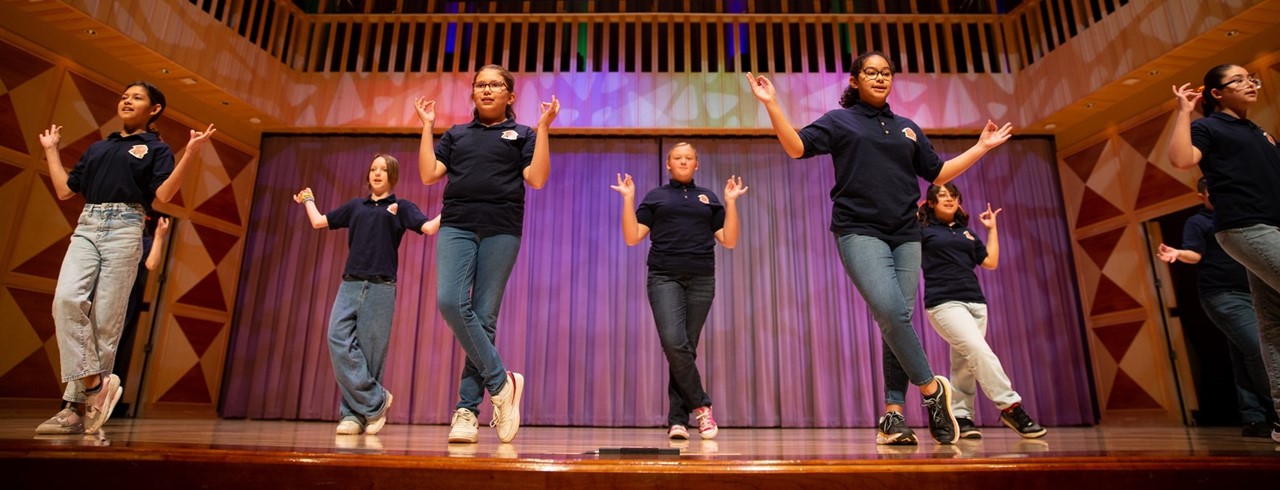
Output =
[
  {"x1": 835, "y1": 234, "x2": 935, "y2": 407},
  {"x1": 54, "y1": 203, "x2": 144, "y2": 403},
  {"x1": 1218, "y1": 224, "x2": 1280, "y2": 421},
  {"x1": 328, "y1": 279, "x2": 396, "y2": 422},
  {"x1": 647, "y1": 271, "x2": 715, "y2": 427},
  {"x1": 1200, "y1": 291, "x2": 1275, "y2": 424},
  {"x1": 436, "y1": 227, "x2": 520, "y2": 414}
]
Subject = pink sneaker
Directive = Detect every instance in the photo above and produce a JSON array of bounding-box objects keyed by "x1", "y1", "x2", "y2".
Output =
[
  {"x1": 83, "y1": 374, "x2": 122, "y2": 434},
  {"x1": 693, "y1": 406, "x2": 718, "y2": 439},
  {"x1": 668, "y1": 424, "x2": 689, "y2": 440}
]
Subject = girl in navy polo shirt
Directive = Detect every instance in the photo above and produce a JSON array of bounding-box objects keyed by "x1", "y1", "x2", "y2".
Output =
[
  {"x1": 1170, "y1": 64, "x2": 1280, "y2": 442},
  {"x1": 35, "y1": 81, "x2": 215, "y2": 435},
  {"x1": 293, "y1": 154, "x2": 439, "y2": 436},
  {"x1": 747, "y1": 51, "x2": 1012, "y2": 445},
  {"x1": 918, "y1": 184, "x2": 1045, "y2": 440},
  {"x1": 412, "y1": 64, "x2": 559, "y2": 444},
  {"x1": 610, "y1": 142, "x2": 748, "y2": 441}
]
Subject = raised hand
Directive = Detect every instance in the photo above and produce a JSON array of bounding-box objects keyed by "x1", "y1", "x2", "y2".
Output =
[
  {"x1": 724, "y1": 175, "x2": 749, "y2": 201},
  {"x1": 609, "y1": 173, "x2": 635, "y2": 199},
  {"x1": 977, "y1": 203, "x2": 1002, "y2": 230},
  {"x1": 1172, "y1": 83, "x2": 1202, "y2": 113},
  {"x1": 978, "y1": 120, "x2": 1014, "y2": 150},
  {"x1": 414, "y1": 96, "x2": 436, "y2": 126},
  {"x1": 293, "y1": 187, "x2": 315, "y2": 204},
  {"x1": 745, "y1": 72, "x2": 776, "y2": 104},
  {"x1": 39, "y1": 125, "x2": 62, "y2": 150},
  {"x1": 187, "y1": 124, "x2": 217, "y2": 153},
  {"x1": 538, "y1": 95, "x2": 560, "y2": 129},
  {"x1": 1156, "y1": 243, "x2": 1180, "y2": 264}
]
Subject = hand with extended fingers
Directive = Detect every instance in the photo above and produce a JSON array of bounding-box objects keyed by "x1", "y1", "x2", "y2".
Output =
[
  {"x1": 978, "y1": 120, "x2": 1013, "y2": 150},
  {"x1": 414, "y1": 96, "x2": 436, "y2": 127},
  {"x1": 538, "y1": 95, "x2": 560, "y2": 130},
  {"x1": 39, "y1": 125, "x2": 62, "y2": 150},
  {"x1": 977, "y1": 203, "x2": 1002, "y2": 230},
  {"x1": 610, "y1": 173, "x2": 635, "y2": 199},
  {"x1": 724, "y1": 175, "x2": 749, "y2": 202},
  {"x1": 745, "y1": 72, "x2": 776, "y2": 104},
  {"x1": 1171, "y1": 83, "x2": 1203, "y2": 113},
  {"x1": 187, "y1": 124, "x2": 217, "y2": 154}
]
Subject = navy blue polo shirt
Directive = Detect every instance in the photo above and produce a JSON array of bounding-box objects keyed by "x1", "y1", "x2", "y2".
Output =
[
  {"x1": 66, "y1": 131, "x2": 174, "y2": 205},
  {"x1": 326, "y1": 194, "x2": 429, "y2": 281},
  {"x1": 797, "y1": 100, "x2": 945, "y2": 243},
  {"x1": 1182, "y1": 208, "x2": 1250, "y2": 296},
  {"x1": 435, "y1": 118, "x2": 537, "y2": 237},
  {"x1": 921, "y1": 220, "x2": 989, "y2": 308},
  {"x1": 635, "y1": 179, "x2": 726, "y2": 275},
  {"x1": 1191, "y1": 111, "x2": 1280, "y2": 232}
]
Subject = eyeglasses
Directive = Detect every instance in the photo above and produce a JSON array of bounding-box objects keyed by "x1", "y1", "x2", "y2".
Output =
[
  {"x1": 1222, "y1": 76, "x2": 1262, "y2": 89},
  {"x1": 472, "y1": 81, "x2": 507, "y2": 92},
  {"x1": 860, "y1": 68, "x2": 894, "y2": 81}
]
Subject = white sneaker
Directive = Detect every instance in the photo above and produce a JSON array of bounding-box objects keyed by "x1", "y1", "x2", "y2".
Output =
[
  {"x1": 35, "y1": 407, "x2": 84, "y2": 435},
  {"x1": 83, "y1": 374, "x2": 122, "y2": 434},
  {"x1": 448, "y1": 408, "x2": 479, "y2": 443},
  {"x1": 489, "y1": 372, "x2": 524, "y2": 443},
  {"x1": 336, "y1": 419, "x2": 362, "y2": 435},
  {"x1": 364, "y1": 392, "x2": 393, "y2": 435}
]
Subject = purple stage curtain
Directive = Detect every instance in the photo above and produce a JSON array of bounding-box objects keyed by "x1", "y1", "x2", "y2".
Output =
[{"x1": 222, "y1": 135, "x2": 1094, "y2": 428}]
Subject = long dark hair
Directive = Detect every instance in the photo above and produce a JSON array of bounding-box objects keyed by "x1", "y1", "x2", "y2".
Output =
[
  {"x1": 917, "y1": 183, "x2": 969, "y2": 226},
  {"x1": 126, "y1": 81, "x2": 166, "y2": 134},
  {"x1": 472, "y1": 64, "x2": 516, "y2": 121},
  {"x1": 1200, "y1": 64, "x2": 1236, "y2": 114},
  {"x1": 839, "y1": 51, "x2": 896, "y2": 109}
]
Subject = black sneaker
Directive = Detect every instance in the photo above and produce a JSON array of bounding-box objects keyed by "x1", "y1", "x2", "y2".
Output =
[
  {"x1": 1242, "y1": 421, "x2": 1272, "y2": 438},
  {"x1": 956, "y1": 417, "x2": 982, "y2": 439},
  {"x1": 876, "y1": 411, "x2": 918, "y2": 445},
  {"x1": 922, "y1": 376, "x2": 958, "y2": 444},
  {"x1": 1000, "y1": 404, "x2": 1047, "y2": 439}
]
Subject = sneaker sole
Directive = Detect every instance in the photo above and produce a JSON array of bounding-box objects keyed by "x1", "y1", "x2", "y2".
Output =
[
  {"x1": 931, "y1": 376, "x2": 959, "y2": 445},
  {"x1": 448, "y1": 431, "x2": 479, "y2": 443},
  {"x1": 876, "y1": 432, "x2": 919, "y2": 445},
  {"x1": 84, "y1": 375, "x2": 123, "y2": 434},
  {"x1": 1002, "y1": 420, "x2": 1047, "y2": 439},
  {"x1": 497, "y1": 372, "x2": 524, "y2": 443},
  {"x1": 364, "y1": 392, "x2": 393, "y2": 435},
  {"x1": 959, "y1": 431, "x2": 983, "y2": 440}
]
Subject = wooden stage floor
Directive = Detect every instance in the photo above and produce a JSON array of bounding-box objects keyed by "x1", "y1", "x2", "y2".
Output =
[{"x1": 2, "y1": 418, "x2": 1277, "y2": 488}]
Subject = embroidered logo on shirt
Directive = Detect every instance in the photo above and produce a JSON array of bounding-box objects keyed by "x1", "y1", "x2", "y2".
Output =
[
  {"x1": 128, "y1": 145, "x2": 148, "y2": 159},
  {"x1": 501, "y1": 130, "x2": 519, "y2": 141},
  {"x1": 963, "y1": 230, "x2": 975, "y2": 241},
  {"x1": 387, "y1": 203, "x2": 399, "y2": 215},
  {"x1": 901, "y1": 128, "x2": 917, "y2": 142},
  {"x1": 1265, "y1": 131, "x2": 1277, "y2": 147},
  {"x1": 698, "y1": 194, "x2": 710, "y2": 204}
]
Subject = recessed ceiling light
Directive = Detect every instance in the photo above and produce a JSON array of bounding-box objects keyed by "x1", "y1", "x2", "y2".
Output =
[
  {"x1": 249, "y1": 117, "x2": 262, "y2": 124},
  {"x1": 220, "y1": 101, "x2": 231, "y2": 106},
  {"x1": 179, "y1": 78, "x2": 197, "y2": 85},
  {"x1": 85, "y1": 29, "x2": 96, "y2": 35},
  {"x1": 1121, "y1": 78, "x2": 1141, "y2": 86},
  {"x1": 1084, "y1": 102, "x2": 1095, "y2": 109},
  {"x1": 1044, "y1": 123, "x2": 1058, "y2": 130},
  {"x1": 160, "y1": 68, "x2": 170, "y2": 74},
  {"x1": 1226, "y1": 29, "x2": 1240, "y2": 37},
  {"x1": 1148, "y1": 69, "x2": 1160, "y2": 76}
]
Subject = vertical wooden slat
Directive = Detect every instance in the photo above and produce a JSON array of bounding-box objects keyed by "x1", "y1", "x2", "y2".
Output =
[
  {"x1": 992, "y1": 17, "x2": 1010, "y2": 73},
  {"x1": 502, "y1": 21, "x2": 513, "y2": 68},
  {"x1": 977, "y1": 20, "x2": 992, "y2": 73},
  {"x1": 467, "y1": 20, "x2": 480, "y2": 72},
  {"x1": 928, "y1": 21, "x2": 942, "y2": 73},
  {"x1": 1044, "y1": 0, "x2": 1061, "y2": 50},
  {"x1": 779, "y1": 21, "x2": 791, "y2": 73},
  {"x1": 960, "y1": 21, "x2": 974, "y2": 73},
  {"x1": 943, "y1": 23, "x2": 958, "y2": 73},
  {"x1": 320, "y1": 20, "x2": 336, "y2": 72},
  {"x1": 369, "y1": 21, "x2": 385, "y2": 73},
  {"x1": 1034, "y1": 3, "x2": 1049, "y2": 63},
  {"x1": 552, "y1": 20, "x2": 564, "y2": 74},
  {"x1": 895, "y1": 22, "x2": 908, "y2": 73}
]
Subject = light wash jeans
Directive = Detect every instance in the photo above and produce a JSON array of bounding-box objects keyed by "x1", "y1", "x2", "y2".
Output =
[
  {"x1": 647, "y1": 271, "x2": 715, "y2": 427},
  {"x1": 54, "y1": 203, "x2": 144, "y2": 403},
  {"x1": 925, "y1": 301, "x2": 1021, "y2": 418},
  {"x1": 436, "y1": 226, "x2": 520, "y2": 415},
  {"x1": 1200, "y1": 290, "x2": 1274, "y2": 424},
  {"x1": 328, "y1": 279, "x2": 396, "y2": 423},
  {"x1": 1217, "y1": 224, "x2": 1280, "y2": 421},
  {"x1": 835, "y1": 234, "x2": 935, "y2": 407}
]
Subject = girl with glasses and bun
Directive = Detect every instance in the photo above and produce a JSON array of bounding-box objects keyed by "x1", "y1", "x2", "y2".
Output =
[
  {"x1": 412, "y1": 65, "x2": 559, "y2": 444},
  {"x1": 1170, "y1": 64, "x2": 1280, "y2": 443},
  {"x1": 747, "y1": 51, "x2": 1012, "y2": 446}
]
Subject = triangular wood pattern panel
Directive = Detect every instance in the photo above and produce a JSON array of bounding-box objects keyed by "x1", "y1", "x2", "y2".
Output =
[
  {"x1": 1063, "y1": 139, "x2": 1108, "y2": 182},
  {"x1": 157, "y1": 364, "x2": 212, "y2": 404},
  {"x1": 1077, "y1": 227, "x2": 1126, "y2": 270},
  {"x1": 1106, "y1": 368, "x2": 1163, "y2": 410},
  {"x1": 1076, "y1": 186, "x2": 1126, "y2": 229},
  {"x1": 1135, "y1": 163, "x2": 1193, "y2": 210},
  {"x1": 1090, "y1": 275, "x2": 1143, "y2": 316}
]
